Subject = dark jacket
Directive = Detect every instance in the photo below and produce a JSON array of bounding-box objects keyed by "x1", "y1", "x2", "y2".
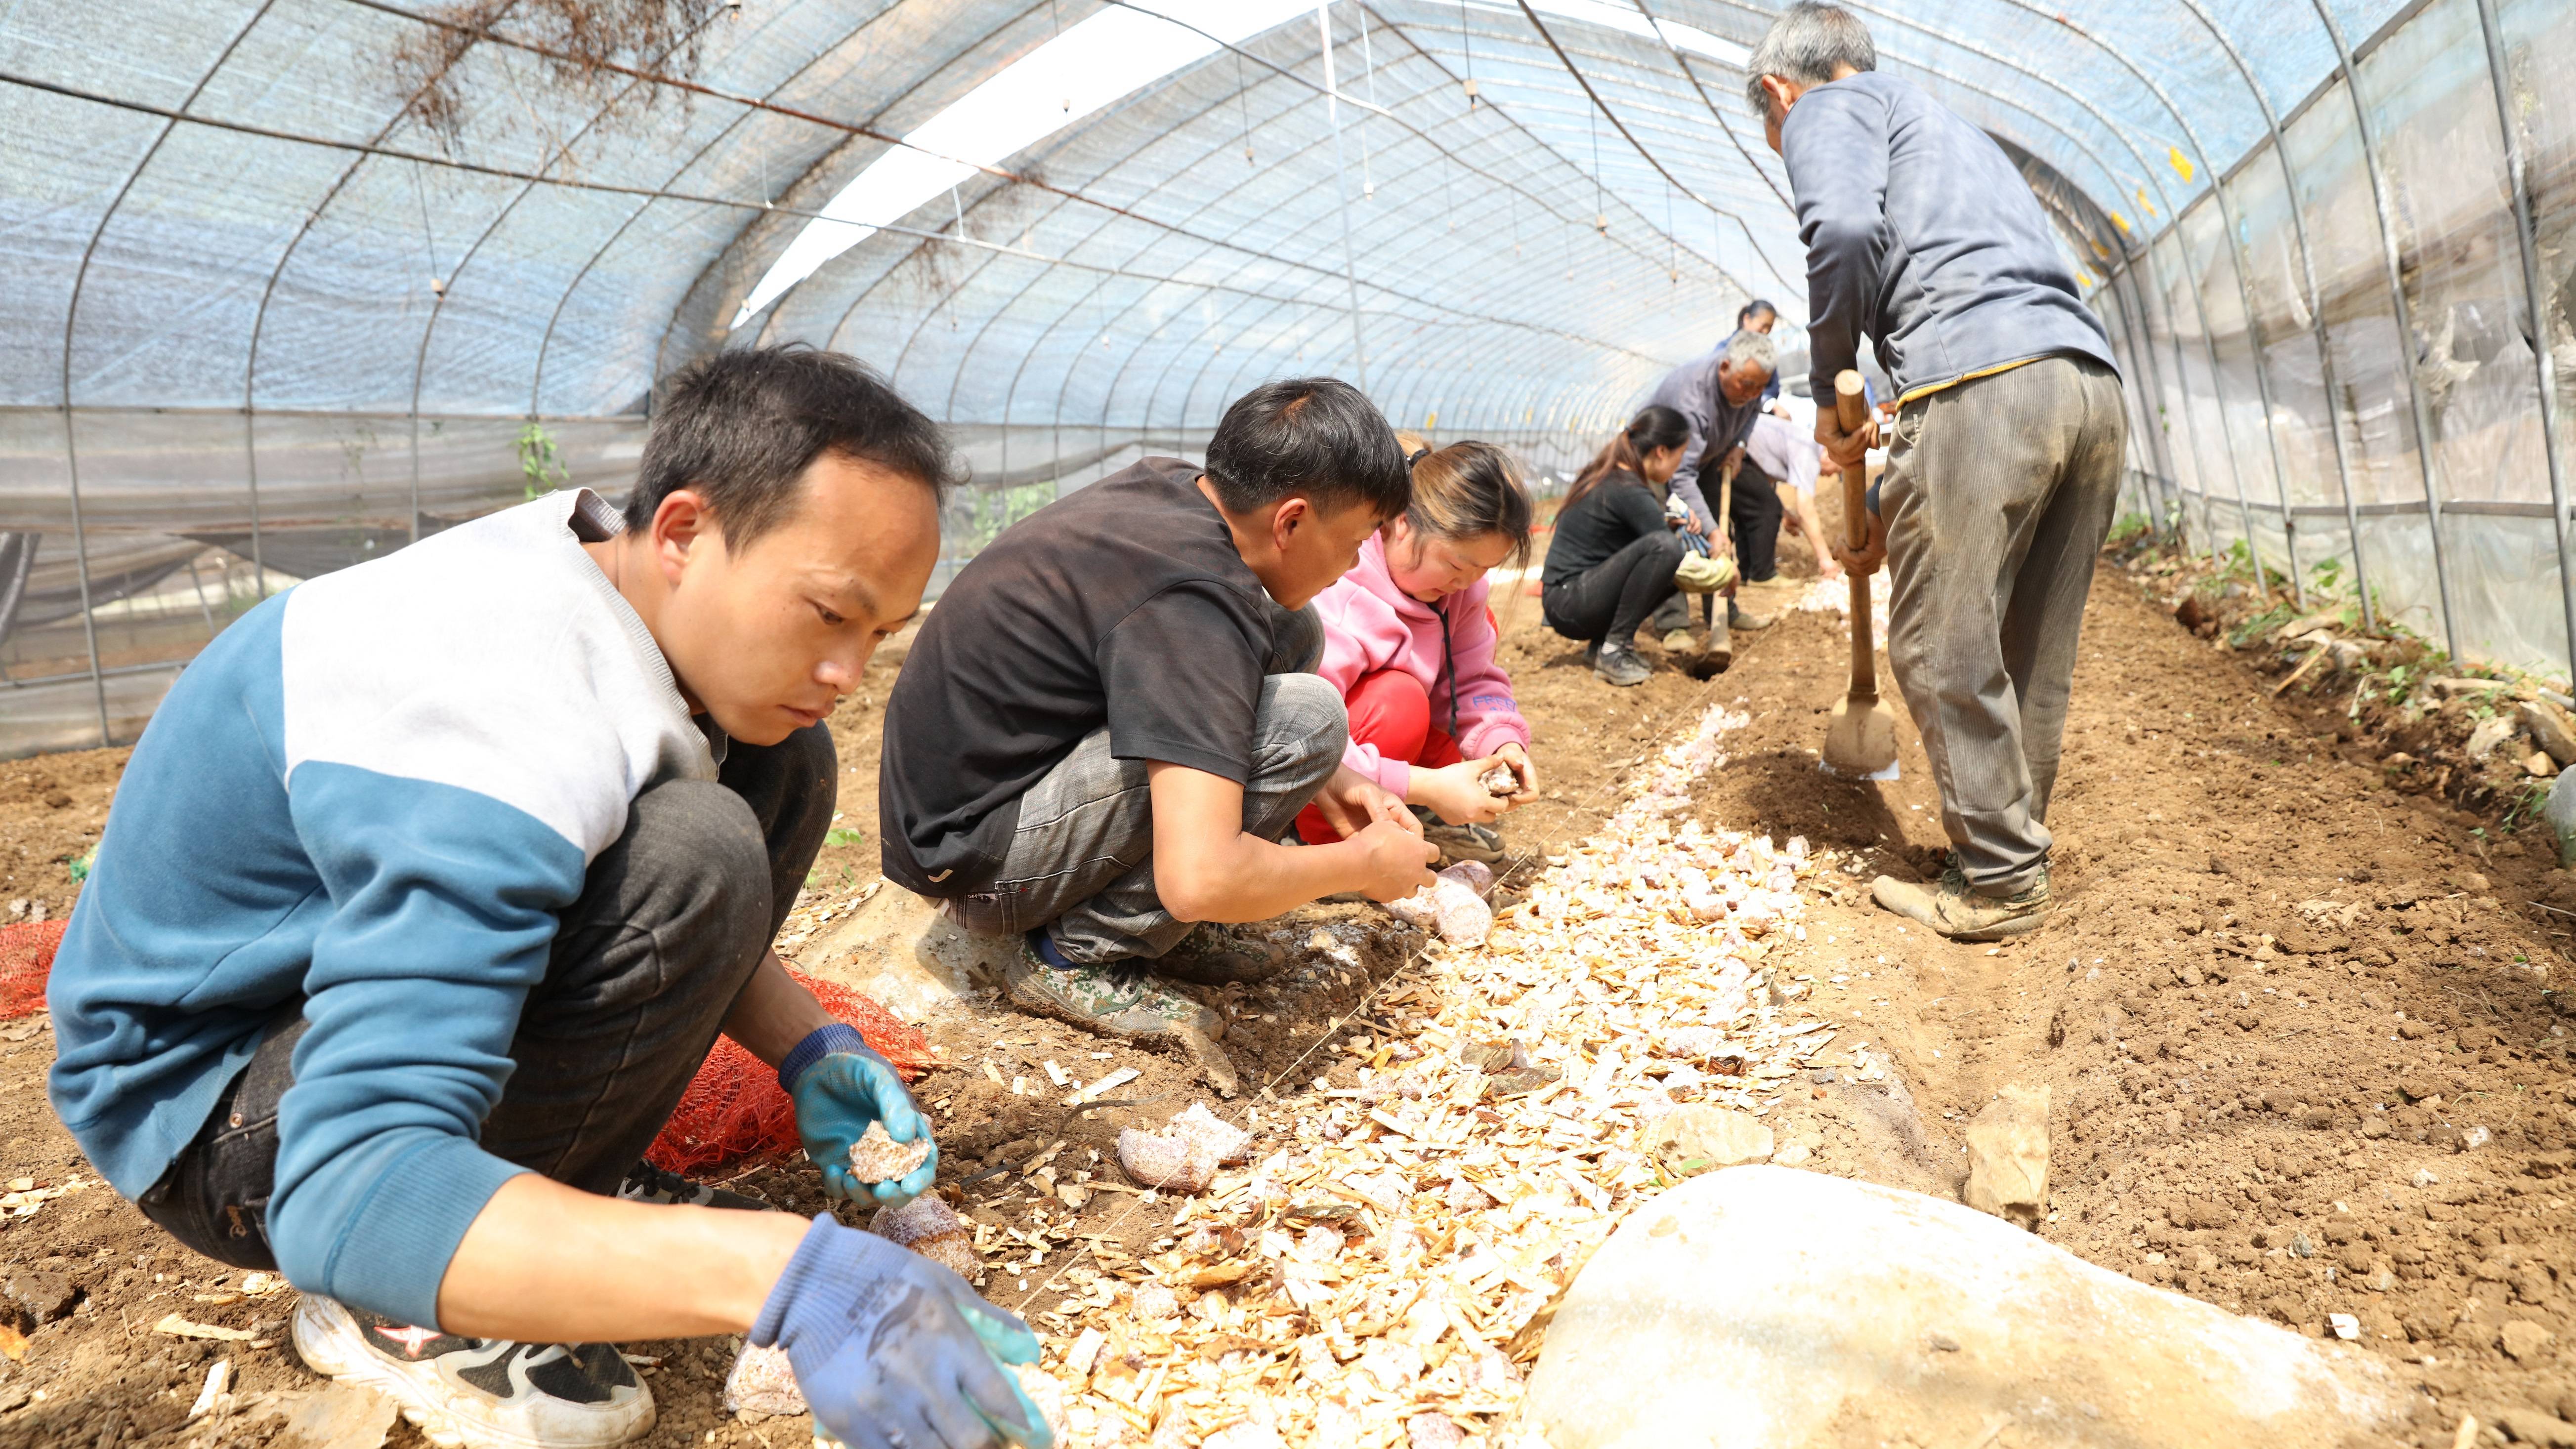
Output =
[
  {"x1": 1542, "y1": 471, "x2": 1669, "y2": 588},
  {"x1": 1781, "y1": 71, "x2": 2115, "y2": 406}
]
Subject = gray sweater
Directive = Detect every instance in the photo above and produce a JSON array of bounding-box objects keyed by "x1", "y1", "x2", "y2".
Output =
[
  {"x1": 1781, "y1": 72, "x2": 2115, "y2": 406},
  {"x1": 1644, "y1": 345, "x2": 1768, "y2": 531}
]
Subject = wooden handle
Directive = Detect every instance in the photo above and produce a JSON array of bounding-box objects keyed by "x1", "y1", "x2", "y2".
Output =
[
  {"x1": 1846, "y1": 572, "x2": 1875, "y2": 704},
  {"x1": 1834, "y1": 370, "x2": 1869, "y2": 550},
  {"x1": 1834, "y1": 369, "x2": 1876, "y2": 700}
]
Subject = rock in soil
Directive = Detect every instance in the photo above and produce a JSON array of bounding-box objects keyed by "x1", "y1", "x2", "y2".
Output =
[
  {"x1": 1117, "y1": 1124, "x2": 1219, "y2": 1193},
  {"x1": 1641, "y1": 1105, "x2": 1775, "y2": 1175},
  {"x1": 1962, "y1": 1083, "x2": 2051, "y2": 1230},
  {"x1": 1524, "y1": 1167, "x2": 2408, "y2": 1449}
]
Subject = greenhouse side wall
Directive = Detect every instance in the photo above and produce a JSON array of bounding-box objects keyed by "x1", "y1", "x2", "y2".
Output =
[
  {"x1": 0, "y1": 409, "x2": 1599, "y2": 759},
  {"x1": 2110, "y1": 0, "x2": 2576, "y2": 685}
]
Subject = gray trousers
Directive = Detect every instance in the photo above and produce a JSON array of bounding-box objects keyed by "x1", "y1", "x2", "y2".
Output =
[
  {"x1": 1881, "y1": 355, "x2": 2125, "y2": 895},
  {"x1": 947, "y1": 607, "x2": 1345, "y2": 965}
]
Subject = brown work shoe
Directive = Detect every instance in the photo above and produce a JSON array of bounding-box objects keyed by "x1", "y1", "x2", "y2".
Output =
[
  {"x1": 1149, "y1": 924, "x2": 1292, "y2": 986},
  {"x1": 1870, "y1": 862, "x2": 2051, "y2": 941}
]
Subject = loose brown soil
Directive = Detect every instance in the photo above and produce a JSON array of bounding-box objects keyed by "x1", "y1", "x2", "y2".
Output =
[{"x1": 0, "y1": 533, "x2": 2571, "y2": 1448}]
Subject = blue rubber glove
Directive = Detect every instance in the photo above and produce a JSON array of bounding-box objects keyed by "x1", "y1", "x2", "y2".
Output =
[
  {"x1": 755, "y1": 1214, "x2": 1053, "y2": 1449},
  {"x1": 782, "y1": 1025, "x2": 938, "y2": 1206}
]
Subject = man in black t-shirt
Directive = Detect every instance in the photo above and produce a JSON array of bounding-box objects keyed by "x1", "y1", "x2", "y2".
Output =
[{"x1": 880, "y1": 379, "x2": 1439, "y2": 1060}]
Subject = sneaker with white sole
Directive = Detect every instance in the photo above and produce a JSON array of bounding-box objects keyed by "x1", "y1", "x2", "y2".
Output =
[{"x1": 291, "y1": 1294, "x2": 654, "y2": 1449}]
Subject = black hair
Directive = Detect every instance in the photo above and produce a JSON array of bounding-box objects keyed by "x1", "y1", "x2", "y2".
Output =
[
  {"x1": 1202, "y1": 377, "x2": 1410, "y2": 520},
  {"x1": 1739, "y1": 299, "x2": 1779, "y2": 325},
  {"x1": 1565, "y1": 405, "x2": 1692, "y2": 512},
  {"x1": 1392, "y1": 433, "x2": 1536, "y2": 569},
  {"x1": 626, "y1": 345, "x2": 956, "y2": 550}
]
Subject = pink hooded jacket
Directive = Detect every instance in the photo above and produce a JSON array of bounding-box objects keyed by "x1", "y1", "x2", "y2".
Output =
[{"x1": 1312, "y1": 533, "x2": 1531, "y2": 797}]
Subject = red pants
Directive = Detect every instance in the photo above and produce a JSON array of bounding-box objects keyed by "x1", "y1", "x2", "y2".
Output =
[{"x1": 1296, "y1": 668, "x2": 1462, "y2": 844}]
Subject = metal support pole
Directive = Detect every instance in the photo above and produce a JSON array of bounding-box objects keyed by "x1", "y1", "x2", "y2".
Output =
[
  {"x1": 2160, "y1": 229, "x2": 2264, "y2": 577},
  {"x1": 2094, "y1": 263, "x2": 2163, "y2": 531},
  {"x1": 1315, "y1": 3, "x2": 1370, "y2": 394},
  {"x1": 2177, "y1": 0, "x2": 2374, "y2": 622},
  {"x1": 57, "y1": 416, "x2": 111, "y2": 747},
  {"x1": 2129, "y1": 252, "x2": 2227, "y2": 565},
  {"x1": 2208, "y1": 176, "x2": 2305, "y2": 609},
  {"x1": 2311, "y1": 0, "x2": 2441, "y2": 642},
  {"x1": 2110, "y1": 258, "x2": 2185, "y2": 542},
  {"x1": 1983, "y1": 0, "x2": 2301, "y2": 604},
  {"x1": 2475, "y1": 0, "x2": 2576, "y2": 685}
]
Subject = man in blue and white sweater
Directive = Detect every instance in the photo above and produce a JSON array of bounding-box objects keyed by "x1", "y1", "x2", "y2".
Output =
[{"x1": 47, "y1": 349, "x2": 1053, "y2": 1449}]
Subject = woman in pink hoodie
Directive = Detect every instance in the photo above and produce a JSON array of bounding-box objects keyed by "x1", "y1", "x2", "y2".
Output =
[{"x1": 1296, "y1": 436, "x2": 1539, "y2": 862}]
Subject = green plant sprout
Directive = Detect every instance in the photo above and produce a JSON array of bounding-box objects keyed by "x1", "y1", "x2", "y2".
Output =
[{"x1": 518, "y1": 422, "x2": 571, "y2": 499}]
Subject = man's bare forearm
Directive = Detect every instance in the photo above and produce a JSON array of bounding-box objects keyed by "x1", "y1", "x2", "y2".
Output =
[
  {"x1": 723, "y1": 950, "x2": 838, "y2": 1068},
  {"x1": 437, "y1": 1174, "x2": 806, "y2": 1341},
  {"x1": 1174, "y1": 832, "x2": 1382, "y2": 922}
]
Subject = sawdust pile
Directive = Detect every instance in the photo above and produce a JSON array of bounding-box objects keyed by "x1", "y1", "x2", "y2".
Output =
[{"x1": 1009, "y1": 695, "x2": 1872, "y2": 1449}]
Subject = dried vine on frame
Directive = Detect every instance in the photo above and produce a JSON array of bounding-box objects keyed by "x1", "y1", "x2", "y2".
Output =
[{"x1": 386, "y1": 0, "x2": 727, "y2": 149}]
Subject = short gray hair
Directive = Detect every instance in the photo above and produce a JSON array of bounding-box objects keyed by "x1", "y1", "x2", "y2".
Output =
[
  {"x1": 1743, "y1": 2, "x2": 1877, "y2": 120},
  {"x1": 1722, "y1": 327, "x2": 1777, "y2": 376}
]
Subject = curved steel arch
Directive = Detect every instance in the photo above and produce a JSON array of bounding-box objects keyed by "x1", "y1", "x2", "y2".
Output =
[
  {"x1": 54, "y1": 0, "x2": 278, "y2": 745},
  {"x1": 2170, "y1": 0, "x2": 2380, "y2": 634},
  {"x1": 855, "y1": 63, "x2": 1692, "y2": 445},
  {"x1": 956, "y1": 70, "x2": 1701, "y2": 489},
  {"x1": 2301, "y1": 0, "x2": 2452, "y2": 638},
  {"x1": 1986, "y1": 0, "x2": 2308, "y2": 604},
  {"x1": 799, "y1": 0, "x2": 1748, "y2": 385},
  {"x1": 402, "y1": 22, "x2": 727, "y2": 563},
  {"x1": 528, "y1": 4, "x2": 920, "y2": 416}
]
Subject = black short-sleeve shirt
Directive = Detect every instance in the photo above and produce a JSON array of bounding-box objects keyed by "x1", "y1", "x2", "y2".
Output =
[{"x1": 879, "y1": 457, "x2": 1278, "y2": 896}]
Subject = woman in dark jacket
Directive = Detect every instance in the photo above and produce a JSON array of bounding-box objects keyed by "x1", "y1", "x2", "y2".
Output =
[{"x1": 1541, "y1": 405, "x2": 1701, "y2": 686}]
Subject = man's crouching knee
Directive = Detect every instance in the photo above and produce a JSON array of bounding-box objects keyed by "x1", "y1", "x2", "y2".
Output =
[{"x1": 1255, "y1": 673, "x2": 1349, "y2": 817}]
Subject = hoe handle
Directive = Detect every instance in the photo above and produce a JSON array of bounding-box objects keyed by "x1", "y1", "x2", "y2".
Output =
[{"x1": 1835, "y1": 370, "x2": 1877, "y2": 704}]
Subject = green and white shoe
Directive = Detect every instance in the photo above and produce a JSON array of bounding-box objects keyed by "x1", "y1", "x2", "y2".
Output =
[{"x1": 1004, "y1": 935, "x2": 1226, "y2": 1044}]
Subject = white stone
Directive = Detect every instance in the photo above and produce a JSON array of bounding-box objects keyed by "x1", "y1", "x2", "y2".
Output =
[
  {"x1": 1524, "y1": 1167, "x2": 2406, "y2": 1449},
  {"x1": 1640, "y1": 1106, "x2": 1773, "y2": 1173},
  {"x1": 1963, "y1": 1083, "x2": 2050, "y2": 1229},
  {"x1": 794, "y1": 886, "x2": 1013, "y2": 1018}
]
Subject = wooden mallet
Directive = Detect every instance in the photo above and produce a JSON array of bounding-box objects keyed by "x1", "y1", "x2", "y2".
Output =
[{"x1": 1821, "y1": 369, "x2": 1900, "y2": 778}]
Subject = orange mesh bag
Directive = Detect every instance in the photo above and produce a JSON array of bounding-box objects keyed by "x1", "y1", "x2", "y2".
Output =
[
  {"x1": 645, "y1": 967, "x2": 936, "y2": 1176},
  {"x1": 0, "y1": 921, "x2": 68, "y2": 1021}
]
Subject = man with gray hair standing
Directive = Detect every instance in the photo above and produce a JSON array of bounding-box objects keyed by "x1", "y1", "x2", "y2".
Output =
[
  {"x1": 1641, "y1": 326, "x2": 1779, "y2": 662},
  {"x1": 1749, "y1": 1, "x2": 2125, "y2": 940}
]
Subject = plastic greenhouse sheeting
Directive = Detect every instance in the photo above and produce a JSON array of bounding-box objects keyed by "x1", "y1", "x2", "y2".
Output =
[{"x1": 3, "y1": 0, "x2": 2572, "y2": 758}]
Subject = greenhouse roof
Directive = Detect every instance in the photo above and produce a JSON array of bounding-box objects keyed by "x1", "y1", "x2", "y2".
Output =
[{"x1": 5, "y1": 0, "x2": 2420, "y2": 440}]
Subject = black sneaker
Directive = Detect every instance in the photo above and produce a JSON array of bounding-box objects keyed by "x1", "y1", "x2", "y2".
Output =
[
  {"x1": 1594, "y1": 641, "x2": 1652, "y2": 687},
  {"x1": 292, "y1": 1294, "x2": 653, "y2": 1448},
  {"x1": 614, "y1": 1160, "x2": 766, "y2": 1212}
]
